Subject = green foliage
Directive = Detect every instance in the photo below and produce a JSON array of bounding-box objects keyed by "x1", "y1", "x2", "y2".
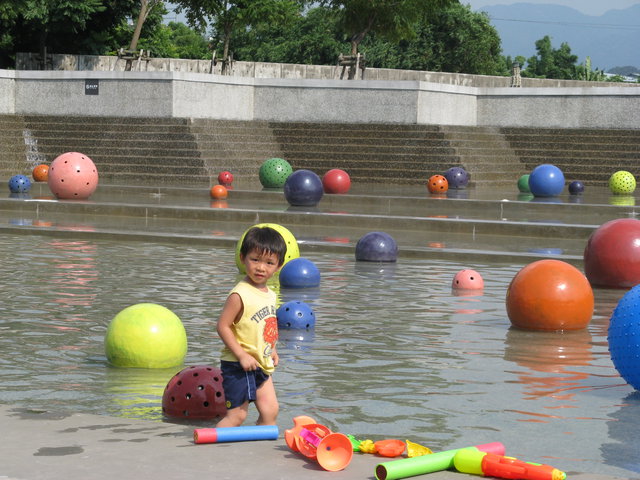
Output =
[
  {"x1": 521, "y1": 35, "x2": 577, "y2": 80},
  {"x1": 573, "y1": 56, "x2": 607, "y2": 82},
  {"x1": 138, "y1": 21, "x2": 209, "y2": 59}
]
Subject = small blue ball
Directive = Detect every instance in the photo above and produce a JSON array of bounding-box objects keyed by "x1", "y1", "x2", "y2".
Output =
[
  {"x1": 283, "y1": 169, "x2": 324, "y2": 207},
  {"x1": 609, "y1": 284, "x2": 640, "y2": 390},
  {"x1": 279, "y1": 257, "x2": 320, "y2": 288},
  {"x1": 276, "y1": 301, "x2": 316, "y2": 329},
  {"x1": 528, "y1": 164, "x2": 565, "y2": 197},
  {"x1": 355, "y1": 231, "x2": 398, "y2": 262},
  {"x1": 8, "y1": 175, "x2": 31, "y2": 193},
  {"x1": 568, "y1": 180, "x2": 585, "y2": 195}
]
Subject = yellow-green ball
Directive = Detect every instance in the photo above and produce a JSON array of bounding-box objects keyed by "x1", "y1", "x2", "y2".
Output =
[
  {"x1": 104, "y1": 303, "x2": 187, "y2": 368},
  {"x1": 235, "y1": 223, "x2": 300, "y2": 273},
  {"x1": 609, "y1": 170, "x2": 636, "y2": 195}
]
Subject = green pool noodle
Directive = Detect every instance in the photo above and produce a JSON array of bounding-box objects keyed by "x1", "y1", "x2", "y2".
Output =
[{"x1": 375, "y1": 442, "x2": 504, "y2": 480}]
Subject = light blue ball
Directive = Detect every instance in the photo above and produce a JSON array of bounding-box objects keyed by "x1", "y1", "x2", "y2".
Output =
[
  {"x1": 608, "y1": 284, "x2": 640, "y2": 390},
  {"x1": 8, "y1": 175, "x2": 31, "y2": 193},
  {"x1": 276, "y1": 301, "x2": 316, "y2": 329},
  {"x1": 528, "y1": 164, "x2": 564, "y2": 197},
  {"x1": 279, "y1": 257, "x2": 320, "y2": 288}
]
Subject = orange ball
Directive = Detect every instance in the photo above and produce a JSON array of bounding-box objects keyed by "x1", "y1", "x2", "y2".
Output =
[
  {"x1": 506, "y1": 259, "x2": 593, "y2": 331},
  {"x1": 210, "y1": 185, "x2": 228, "y2": 199},
  {"x1": 427, "y1": 175, "x2": 448, "y2": 194},
  {"x1": 32, "y1": 164, "x2": 49, "y2": 182}
]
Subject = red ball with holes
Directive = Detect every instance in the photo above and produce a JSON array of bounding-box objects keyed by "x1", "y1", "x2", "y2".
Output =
[{"x1": 162, "y1": 365, "x2": 226, "y2": 419}]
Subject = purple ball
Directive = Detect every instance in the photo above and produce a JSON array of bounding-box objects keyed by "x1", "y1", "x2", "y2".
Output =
[
  {"x1": 355, "y1": 231, "x2": 398, "y2": 262},
  {"x1": 568, "y1": 180, "x2": 585, "y2": 195},
  {"x1": 284, "y1": 169, "x2": 323, "y2": 206},
  {"x1": 444, "y1": 167, "x2": 470, "y2": 189}
]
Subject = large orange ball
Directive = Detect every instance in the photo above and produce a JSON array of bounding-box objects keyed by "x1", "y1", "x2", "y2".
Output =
[{"x1": 506, "y1": 259, "x2": 593, "y2": 331}]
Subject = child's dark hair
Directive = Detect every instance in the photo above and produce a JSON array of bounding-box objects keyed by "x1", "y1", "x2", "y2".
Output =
[{"x1": 240, "y1": 226, "x2": 287, "y2": 266}]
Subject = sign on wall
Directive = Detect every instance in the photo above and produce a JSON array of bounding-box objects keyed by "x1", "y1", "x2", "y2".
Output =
[{"x1": 84, "y1": 79, "x2": 99, "y2": 95}]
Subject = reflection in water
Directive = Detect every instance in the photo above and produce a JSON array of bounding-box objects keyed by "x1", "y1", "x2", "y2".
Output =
[
  {"x1": 603, "y1": 391, "x2": 640, "y2": 473},
  {"x1": 49, "y1": 240, "x2": 98, "y2": 310}
]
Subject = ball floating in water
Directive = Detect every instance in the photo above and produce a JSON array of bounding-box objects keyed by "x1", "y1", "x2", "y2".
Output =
[
  {"x1": 568, "y1": 180, "x2": 585, "y2": 195},
  {"x1": 104, "y1": 303, "x2": 188, "y2": 368},
  {"x1": 284, "y1": 169, "x2": 324, "y2": 207},
  {"x1": 276, "y1": 301, "x2": 316, "y2": 329},
  {"x1": 235, "y1": 223, "x2": 299, "y2": 273},
  {"x1": 608, "y1": 285, "x2": 640, "y2": 390},
  {"x1": 506, "y1": 259, "x2": 593, "y2": 331},
  {"x1": 584, "y1": 218, "x2": 640, "y2": 288},
  {"x1": 48, "y1": 152, "x2": 98, "y2": 200},
  {"x1": 162, "y1": 365, "x2": 226, "y2": 419},
  {"x1": 8, "y1": 174, "x2": 31, "y2": 193},
  {"x1": 259, "y1": 158, "x2": 292, "y2": 188},
  {"x1": 443, "y1": 167, "x2": 469, "y2": 189},
  {"x1": 32, "y1": 164, "x2": 49, "y2": 182},
  {"x1": 517, "y1": 174, "x2": 531, "y2": 193},
  {"x1": 210, "y1": 184, "x2": 228, "y2": 199},
  {"x1": 217, "y1": 171, "x2": 233, "y2": 186},
  {"x1": 427, "y1": 175, "x2": 448, "y2": 194},
  {"x1": 279, "y1": 257, "x2": 320, "y2": 288},
  {"x1": 452, "y1": 269, "x2": 484, "y2": 290},
  {"x1": 609, "y1": 170, "x2": 636, "y2": 195},
  {"x1": 355, "y1": 231, "x2": 398, "y2": 262},
  {"x1": 322, "y1": 169, "x2": 351, "y2": 194},
  {"x1": 528, "y1": 164, "x2": 564, "y2": 197}
]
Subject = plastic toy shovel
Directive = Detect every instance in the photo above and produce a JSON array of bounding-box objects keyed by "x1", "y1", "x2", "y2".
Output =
[{"x1": 299, "y1": 427, "x2": 354, "y2": 471}]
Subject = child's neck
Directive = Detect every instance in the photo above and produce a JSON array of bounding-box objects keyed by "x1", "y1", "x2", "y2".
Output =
[{"x1": 244, "y1": 276, "x2": 268, "y2": 291}]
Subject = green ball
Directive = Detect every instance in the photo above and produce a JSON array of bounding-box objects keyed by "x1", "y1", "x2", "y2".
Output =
[
  {"x1": 105, "y1": 303, "x2": 187, "y2": 368},
  {"x1": 517, "y1": 174, "x2": 531, "y2": 193},
  {"x1": 235, "y1": 223, "x2": 300, "y2": 273},
  {"x1": 609, "y1": 170, "x2": 636, "y2": 195},
  {"x1": 259, "y1": 158, "x2": 293, "y2": 188}
]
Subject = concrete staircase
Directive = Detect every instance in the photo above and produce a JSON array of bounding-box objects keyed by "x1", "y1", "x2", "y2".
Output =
[{"x1": 0, "y1": 115, "x2": 637, "y2": 188}]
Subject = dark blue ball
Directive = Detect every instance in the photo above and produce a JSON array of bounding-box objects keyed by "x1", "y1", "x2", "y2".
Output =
[
  {"x1": 609, "y1": 284, "x2": 640, "y2": 390},
  {"x1": 276, "y1": 301, "x2": 316, "y2": 329},
  {"x1": 443, "y1": 167, "x2": 470, "y2": 189},
  {"x1": 283, "y1": 169, "x2": 323, "y2": 206},
  {"x1": 8, "y1": 175, "x2": 31, "y2": 193},
  {"x1": 568, "y1": 180, "x2": 585, "y2": 195},
  {"x1": 279, "y1": 257, "x2": 320, "y2": 288},
  {"x1": 355, "y1": 231, "x2": 398, "y2": 262}
]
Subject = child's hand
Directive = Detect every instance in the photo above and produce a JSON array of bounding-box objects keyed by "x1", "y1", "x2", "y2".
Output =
[
  {"x1": 239, "y1": 354, "x2": 260, "y2": 372},
  {"x1": 271, "y1": 350, "x2": 279, "y2": 367}
]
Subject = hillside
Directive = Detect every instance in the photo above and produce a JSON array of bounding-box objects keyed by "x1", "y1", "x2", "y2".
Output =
[{"x1": 477, "y1": 2, "x2": 640, "y2": 71}]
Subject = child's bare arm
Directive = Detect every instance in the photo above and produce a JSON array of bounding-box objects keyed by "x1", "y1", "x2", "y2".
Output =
[{"x1": 216, "y1": 293, "x2": 260, "y2": 371}]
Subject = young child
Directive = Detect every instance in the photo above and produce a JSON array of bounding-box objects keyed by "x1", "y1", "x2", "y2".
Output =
[{"x1": 216, "y1": 226, "x2": 286, "y2": 427}]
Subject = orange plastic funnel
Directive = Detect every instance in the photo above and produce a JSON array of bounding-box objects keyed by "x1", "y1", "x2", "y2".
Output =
[
  {"x1": 316, "y1": 433, "x2": 354, "y2": 471},
  {"x1": 297, "y1": 424, "x2": 332, "y2": 459}
]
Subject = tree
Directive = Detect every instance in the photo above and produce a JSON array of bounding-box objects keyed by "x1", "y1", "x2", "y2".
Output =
[
  {"x1": 522, "y1": 35, "x2": 578, "y2": 80},
  {"x1": 320, "y1": 0, "x2": 456, "y2": 78},
  {"x1": 138, "y1": 21, "x2": 210, "y2": 59},
  {"x1": 173, "y1": 0, "x2": 303, "y2": 71},
  {"x1": 129, "y1": 0, "x2": 164, "y2": 51}
]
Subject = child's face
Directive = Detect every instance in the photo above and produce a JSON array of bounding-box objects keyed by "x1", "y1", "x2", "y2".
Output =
[{"x1": 241, "y1": 248, "x2": 281, "y2": 288}]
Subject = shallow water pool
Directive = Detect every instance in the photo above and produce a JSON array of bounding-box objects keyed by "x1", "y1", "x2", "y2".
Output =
[{"x1": 0, "y1": 233, "x2": 637, "y2": 478}]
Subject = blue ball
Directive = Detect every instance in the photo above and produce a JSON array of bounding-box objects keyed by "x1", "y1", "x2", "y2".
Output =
[
  {"x1": 568, "y1": 180, "x2": 585, "y2": 195},
  {"x1": 355, "y1": 231, "x2": 398, "y2": 262},
  {"x1": 8, "y1": 175, "x2": 31, "y2": 193},
  {"x1": 283, "y1": 169, "x2": 323, "y2": 206},
  {"x1": 276, "y1": 301, "x2": 316, "y2": 329},
  {"x1": 528, "y1": 164, "x2": 565, "y2": 197},
  {"x1": 279, "y1": 257, "x2": 320, "y2": 288},
  {"x1": 608, "y1": 284, "x2": 640, "y2": 390},
  {"x1": 443, "y1": 167, "x2": 470, "y2": 189}
]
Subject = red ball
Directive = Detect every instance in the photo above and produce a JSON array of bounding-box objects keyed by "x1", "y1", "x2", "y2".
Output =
[
  {"x1": 506, "y1": 259, "x2": 593, "y2": 331},
  {"x1": 427, "y1": 175, "x2": 448, "y2": 194},
  {"x1": 217, "y1": 171, "x2": 233, "y2": 186},
  {"x1": 32, "y1": 164, "x2": 49, "y2": 182},
  {"x1": 584, "y1": 218, "x2": 640, "y2": 288},
  {"x1": 47, "y1": 152, "x2": 98, "y2": 199},
  {"x1": 322, "y1": 169, "x2": 351, "y2": 194},
  {"x1": 162, "y1": 365, "x2": 226, "y2": 419},
  {"x1": 210, "y1": 184, "x2": 228, "y2": 199}
]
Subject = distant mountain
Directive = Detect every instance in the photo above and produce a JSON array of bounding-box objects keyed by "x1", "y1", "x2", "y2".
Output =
[{"x1": 476, "y1": 3, "x2": 640, "y2": 71}]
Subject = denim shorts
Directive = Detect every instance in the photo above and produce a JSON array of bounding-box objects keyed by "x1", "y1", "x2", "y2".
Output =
[{"x1": 220, "y1": 360, "x2": 271, "y2": 409}]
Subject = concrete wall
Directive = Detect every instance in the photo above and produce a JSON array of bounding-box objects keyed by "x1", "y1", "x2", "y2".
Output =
[{"x1": 3, "y1": 69, "x2": 640, "y2": 129}]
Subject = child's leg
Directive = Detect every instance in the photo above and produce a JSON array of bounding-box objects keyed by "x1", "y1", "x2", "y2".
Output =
[
  {"x1": 216, "y1": 402, "x2": 249, "y2": 427},
  {"x1": 255, "y1": 376, "x2": 279, "y2": 425}
]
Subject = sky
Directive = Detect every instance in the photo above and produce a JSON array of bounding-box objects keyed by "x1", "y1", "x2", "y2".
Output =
[{"x1": 465, "y1": 0, "x2": 640, "y2": 16}]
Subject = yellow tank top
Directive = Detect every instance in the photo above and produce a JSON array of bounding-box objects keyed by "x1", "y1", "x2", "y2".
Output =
[{"x1": 220, "y1": 280, "x2": 278, "y2": 374}]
